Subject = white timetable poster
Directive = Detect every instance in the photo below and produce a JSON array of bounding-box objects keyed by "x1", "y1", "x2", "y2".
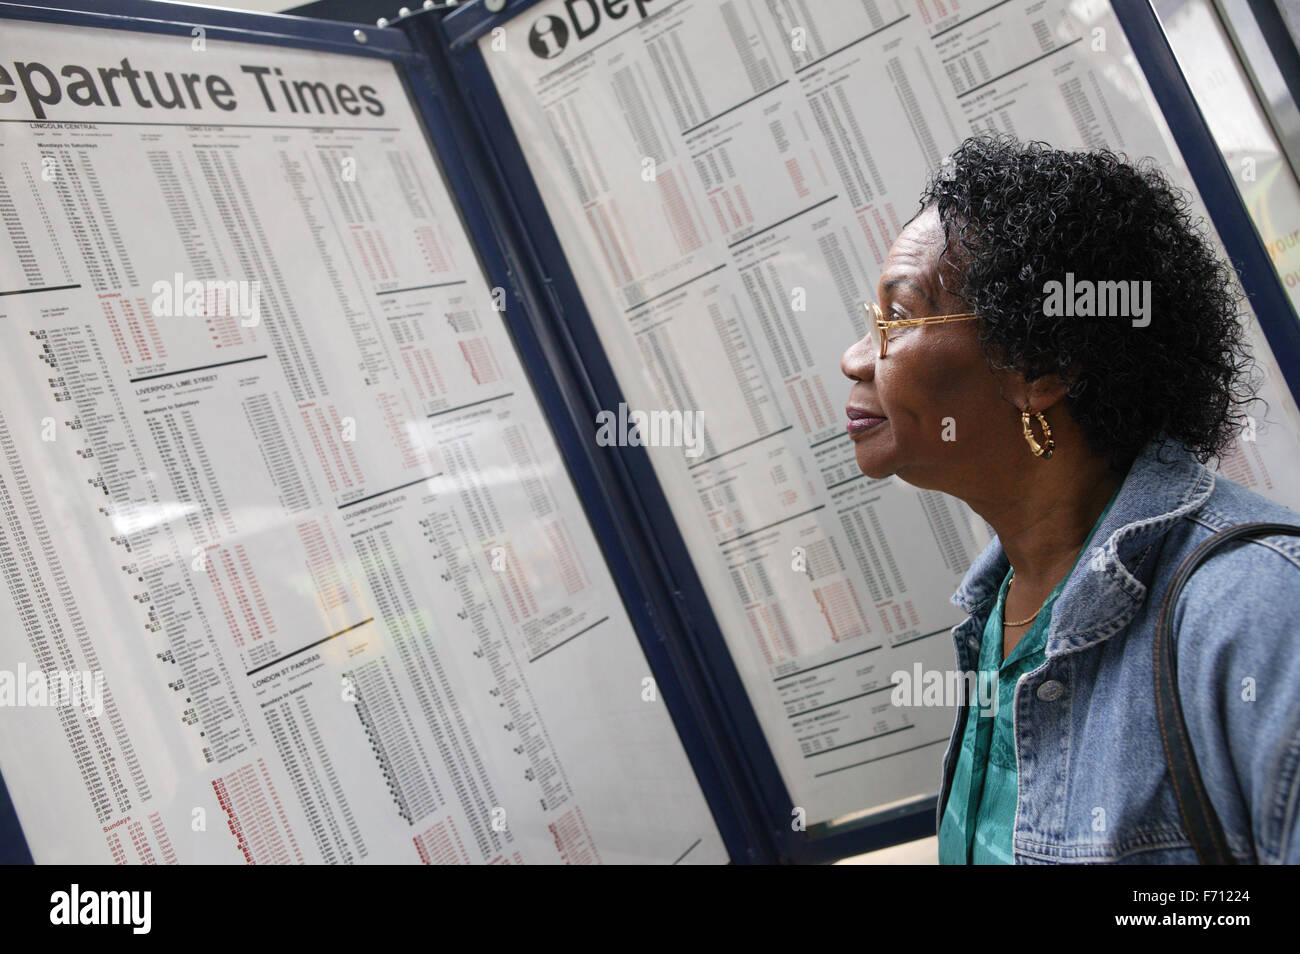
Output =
[
  {"x1": 0, "y1": 17, "x2": 727, "y2": 864},
  {"x1": 480, "y1": 0, "x2": 1300, "y2": 827}
]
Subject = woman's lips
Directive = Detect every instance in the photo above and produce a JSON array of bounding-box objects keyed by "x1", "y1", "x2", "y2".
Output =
[
  {"x1": 846, "y1": 407, "x2": 886, "y2": 436},
  {"x1": 846, "y1": 416, "x2": 886, "y2": 435}
]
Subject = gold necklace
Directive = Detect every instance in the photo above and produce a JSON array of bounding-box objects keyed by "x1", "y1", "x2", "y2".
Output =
[{"x1": 1003, "y1": 571, "x2": 1045, "y2": 627}]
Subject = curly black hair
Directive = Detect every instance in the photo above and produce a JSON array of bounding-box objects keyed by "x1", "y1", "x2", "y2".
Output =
[{"x1": 918, "y1": 135, "x2": 1259, "y2": 472}]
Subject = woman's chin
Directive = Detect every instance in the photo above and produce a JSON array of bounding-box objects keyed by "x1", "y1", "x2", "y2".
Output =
[{"x1": 853, "y1": 445, "x2": 896, "y2": 480}]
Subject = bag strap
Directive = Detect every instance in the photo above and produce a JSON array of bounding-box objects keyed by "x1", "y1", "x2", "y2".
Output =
[{"x1": 1154, "y1": 521, "x2": 1300, "y2": 864}]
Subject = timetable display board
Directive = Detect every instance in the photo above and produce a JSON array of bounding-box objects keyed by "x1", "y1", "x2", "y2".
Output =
[
  {"x1": 467, "y1": 0, "x2": 1300, "y2": 829},
  {"x1": 0, "y1": 12, "x2": 727, "y2": 863}
]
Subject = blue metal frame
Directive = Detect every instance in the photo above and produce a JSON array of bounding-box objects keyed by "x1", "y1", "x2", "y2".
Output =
[
  {"x1": 0, "y1": 0, "x2": 772, "y2": 865},
  {"x1": 433, "y1": 0, "x2": 941, "y2": 865},
  {"x1": 1114, "y1": 1, "x2": 1300, "y2": 401}
]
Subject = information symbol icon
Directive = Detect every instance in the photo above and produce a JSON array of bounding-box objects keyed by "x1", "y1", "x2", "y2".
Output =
[{"x1": 528, "y1": 15, "x2": 568, "y2": 59}]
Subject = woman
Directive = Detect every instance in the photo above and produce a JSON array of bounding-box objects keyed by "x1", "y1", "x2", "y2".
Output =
[{"x1": 840, "y1": 135, "x2": 1300, "y2": 864}]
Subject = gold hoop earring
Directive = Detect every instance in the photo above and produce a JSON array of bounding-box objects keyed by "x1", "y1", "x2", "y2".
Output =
[{"x1": 1021, "y1": 409, "x2": 1054, "y2": 459}]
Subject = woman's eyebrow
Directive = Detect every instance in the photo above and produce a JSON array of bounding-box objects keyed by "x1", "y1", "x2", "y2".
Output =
[{"x1": 881, "y1": 275, "x2": 936, "y2": 308}]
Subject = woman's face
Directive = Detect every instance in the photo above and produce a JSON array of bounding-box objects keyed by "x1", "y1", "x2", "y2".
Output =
[{"x1": 840, "y1": 206, "x2": 1014, "y2": 491}]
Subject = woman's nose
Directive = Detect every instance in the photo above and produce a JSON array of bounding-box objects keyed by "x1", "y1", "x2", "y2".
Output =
[{"x1": 841, "y1": 335, "x2": 875, "y2": 382}]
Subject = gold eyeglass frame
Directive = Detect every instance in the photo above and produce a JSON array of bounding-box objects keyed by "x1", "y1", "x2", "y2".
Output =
[{"x1": 861, "y1": 301, "x2": 979, "y2": 357}]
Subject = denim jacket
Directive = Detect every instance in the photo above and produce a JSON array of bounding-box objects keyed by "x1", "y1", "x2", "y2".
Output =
[{"x1": 937, "y1": 436, "x2": 1300, "y2": 863}]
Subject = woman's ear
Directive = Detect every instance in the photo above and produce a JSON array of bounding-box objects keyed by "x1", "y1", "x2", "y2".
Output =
[
  {"x1": 997, "y1": 371, "x2": 1070, "y2": 414},
  {"x1": 1025, "y1": 373, "x2": 1070, "y2": 412}
]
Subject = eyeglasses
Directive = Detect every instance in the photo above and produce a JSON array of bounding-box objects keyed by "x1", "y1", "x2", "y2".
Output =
[{"x1": 861, "y1": 301, "x2": 979, "y2": 357}]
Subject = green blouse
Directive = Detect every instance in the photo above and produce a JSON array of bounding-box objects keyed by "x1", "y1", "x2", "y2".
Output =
[{"x1": 938, "y1": 491, "x2": 1117, "y2": 864}]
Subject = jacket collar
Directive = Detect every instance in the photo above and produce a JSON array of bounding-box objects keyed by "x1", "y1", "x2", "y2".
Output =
[{"x1": 950, "y1": 436, "x2": 1215, "y2": 655}]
